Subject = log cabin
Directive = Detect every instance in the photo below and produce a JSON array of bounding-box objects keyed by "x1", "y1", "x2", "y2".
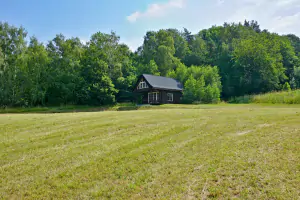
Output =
[{"x1": 133, "y1": 74, "x2": 183, "y2": 104}]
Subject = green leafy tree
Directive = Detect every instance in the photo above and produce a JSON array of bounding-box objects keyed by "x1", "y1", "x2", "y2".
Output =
[
  {"x1": 23, "y1": 37, "x2": 50, "y2": 106},
  {"x1": 141, "y1": 31, "x2": 158, "y2": 64},
  {"x1": 175, "y1": 65, "x2": 221, "y2": 103},
  {"x1": 166, "y1": 29, "x2": 189, "y2": 60},
  {"x1": 182, "y1": 28, "x2": 194, "y2": 45},
  {"x1": 1, "y1": 20, "x2": 300, "y2": 107},
  {"x1": 136, "y1": 60, "x2": 160, "y2": 76},
  {"x1": 293, "y1": 67, "x2": 300, "y2": 88},
  {"x1": 282, "y1": 82, "x2": 291, "y2": 91},
  {"x1": 155, "y1": 45, "x2": 175, "y2": 76},
  {"x1": 233, "y1": 33, "x2": 287, "y2": 95},
  {"x1": 183, "y1": 75, "x2": 197, "y2": 103},
  {"x1": 46, "y1": 35, "x2": 85, "y2": 105},
  {"x1": 195, "y1": 76, "x2": 205, "y2": 101},
  {"x1": 286, "y1": 34, "x2": 300, "y2": 57},
  {"x1": 0, "y1": 22, "x2": 27, "y2": 106},
  {"x1": 82, "y1": 43, "x2": 118, "y2": 105}
]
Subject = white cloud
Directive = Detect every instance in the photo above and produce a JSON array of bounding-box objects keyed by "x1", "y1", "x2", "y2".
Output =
[
  {"x1": 225, "y1": 0, "x2": 300, "y2": 35},
  {"x1": 269, "y1": 12, "x2": 300, "y2": 34},
  {"x1": 217, "y1": 0, "x2": 225, "y2": 6},
  {"x1": 276, "y1": 0, "x2": 299, "y2": 6},
  {"x1": 120, "y1": 37, "x2": 144, "y2": 51},
  {"x1": 124, "y1": 0, "x2": 300, "y2": 51},
  {"x1": 127, "y1": 0, "x2": 186, "y2": 23},
  {"x1": 80, "y1": 38, "x2": 88, "y2": 44}
]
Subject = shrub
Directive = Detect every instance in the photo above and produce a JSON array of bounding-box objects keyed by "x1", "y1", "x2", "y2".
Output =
[{"x1": 282, "y1": 82, "x2": 291, "y2": 91}]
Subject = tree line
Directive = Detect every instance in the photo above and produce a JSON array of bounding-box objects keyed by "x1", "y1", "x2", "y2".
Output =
[{"x1": 0, "y1": 20, "x2": 299, "y2": 107}]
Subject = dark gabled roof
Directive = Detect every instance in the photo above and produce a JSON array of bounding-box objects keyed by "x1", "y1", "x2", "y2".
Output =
[{"x1": 142, "y1": 74, "x2": 183, "y2": 91}]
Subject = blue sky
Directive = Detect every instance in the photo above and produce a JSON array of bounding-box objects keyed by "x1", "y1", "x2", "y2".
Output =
[{"x1": 1, "y1": 0, "x2": 300, "y2": 51}]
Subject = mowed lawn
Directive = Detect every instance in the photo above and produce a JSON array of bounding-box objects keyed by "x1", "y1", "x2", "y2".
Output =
[{"x1": 1, "y1": 105, "x2": 300, "y2": 199}]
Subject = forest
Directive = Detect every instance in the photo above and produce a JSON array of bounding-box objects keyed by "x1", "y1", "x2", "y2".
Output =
[{"x1": 0, "y1": 20, "x2": 300, "y2": 107}]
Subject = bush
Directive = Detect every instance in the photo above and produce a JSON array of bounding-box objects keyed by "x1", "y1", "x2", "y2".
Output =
[
  {"x1": 282, "y1": 82, "x2": 291, "y2": 91},
  {"x1": 117, "y1": 106, "x2": 139, "y2": 111},
  {"x1": 228, "y1": 95, "x2": 253, "y2": 104},
  {"x1": 181, "y1": 66, "x2": 222, "y2": 104}
]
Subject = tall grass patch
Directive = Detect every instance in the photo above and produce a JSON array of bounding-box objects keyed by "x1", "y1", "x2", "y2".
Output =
[{"x1": 229, "y1": 90, "x2": 300, "y2": 104}]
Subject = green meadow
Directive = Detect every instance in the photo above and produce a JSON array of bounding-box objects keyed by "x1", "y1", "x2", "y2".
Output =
[{"x1": 1, "y1": 105, "x2": 299, "y2": 199}]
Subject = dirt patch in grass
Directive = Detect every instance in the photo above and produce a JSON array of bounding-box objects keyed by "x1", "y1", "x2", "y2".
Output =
[
  {"x1": 236, "y1": 130, "x2": 253, "y2": 135},
  {"x1": 257, "y1": 123, "x2": 274, "y2": 128}
]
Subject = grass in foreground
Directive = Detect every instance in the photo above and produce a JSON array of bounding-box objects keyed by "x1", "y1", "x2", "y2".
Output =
[
  {"x1": 229, "y1": 89, "x2": 300, "y2": 104},
  {"x1": 1, "y1": 105, "x2": 300, "y2": 199}
]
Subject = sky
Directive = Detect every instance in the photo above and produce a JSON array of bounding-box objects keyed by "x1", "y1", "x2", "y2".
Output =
[{"x1": 1, "y1": 0, "x2": 300, "y2": 51}]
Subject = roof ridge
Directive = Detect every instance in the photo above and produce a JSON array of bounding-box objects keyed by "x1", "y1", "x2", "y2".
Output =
[
  {"x1": 143, "y1": 74, "x2": 178, "y2": 81},
  {"x1": 141, "y1": 74, "x2": 183, "y2": 91}
]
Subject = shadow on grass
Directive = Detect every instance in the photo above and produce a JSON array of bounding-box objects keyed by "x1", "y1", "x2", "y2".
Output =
[
  {"x1": 0, "y1": 106, "x2": 110, "y2": 114},
  {"x1": 0, "y1": 103, "x2": 228, "y2": 114}
]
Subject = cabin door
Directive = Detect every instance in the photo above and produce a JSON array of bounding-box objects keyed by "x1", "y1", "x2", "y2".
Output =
[{"x1": 148, "y1": 92, "x2": 159, "y2": 104}]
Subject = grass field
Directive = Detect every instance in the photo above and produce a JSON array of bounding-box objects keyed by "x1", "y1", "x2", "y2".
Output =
[
  {"x1": 229, "y1": 89, "x2": 300, "y2": 104},
  {"x1": 1, "y1": 105, "x2": 300, "y2": 199}
]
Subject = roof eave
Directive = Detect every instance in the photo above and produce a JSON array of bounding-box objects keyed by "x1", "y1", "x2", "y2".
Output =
[{"x1": 152, "y1": 87, "x2": 183, "y2": 92}]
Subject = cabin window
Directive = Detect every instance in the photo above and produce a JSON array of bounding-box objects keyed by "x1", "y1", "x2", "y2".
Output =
[
  {"x1": 148, "y1": 92, "x2": 159, "y2": 103},
  {"x1": 167, "y1": 93, "x2": 173, "y2": 102},
  {"x1": 137, "y1": 81, "x2": 148, "y2": 89}
]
